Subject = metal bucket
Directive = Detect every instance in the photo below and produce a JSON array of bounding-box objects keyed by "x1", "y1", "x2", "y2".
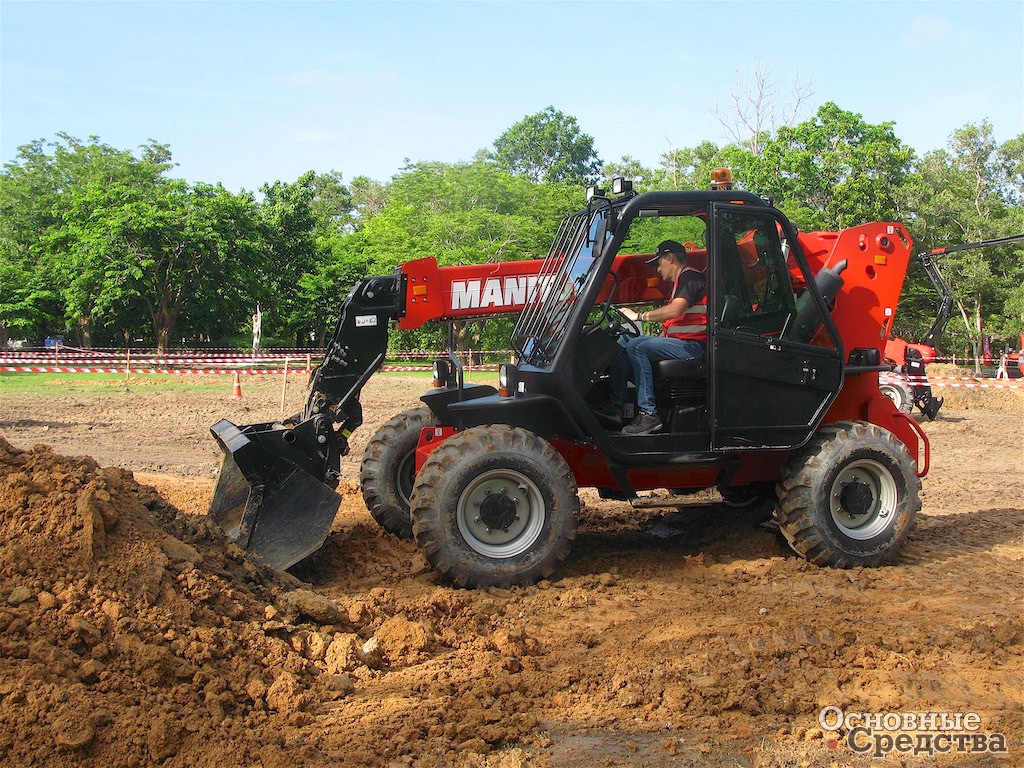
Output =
[{"x1": 209, "y1": 419, "x2": 341, "y2": 570}]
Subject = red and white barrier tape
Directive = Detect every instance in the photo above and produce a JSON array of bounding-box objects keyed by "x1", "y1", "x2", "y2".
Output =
[
  {"x1": 0, "y1": 355, "x2": 313, "y2": 365},
  {"x1": 2, "y1": 351, "x2": 512, "y2": 366},
  {"x1": 928, "y1": 380, "x2": 1023, "y2": 389},
  {"x1": 897, "y1": 375, "x2": 1023, "y2": 388},
  {"x1": 5, "y1": 347, "x2": 513, "y2": 359},
  {"x1": 1, "y1": 364, "x2": 499, "y2": 375},
  {"x1": 1, "y1": 366, "x2": 294, "y2": 375}
]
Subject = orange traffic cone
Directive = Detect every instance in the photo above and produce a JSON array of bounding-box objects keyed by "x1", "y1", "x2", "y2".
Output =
[{"x1": 231, "y1": 371, "x2": 243, "y2": 399}]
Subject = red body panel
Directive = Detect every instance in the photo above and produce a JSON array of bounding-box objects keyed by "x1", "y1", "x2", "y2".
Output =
[
  {"x1": 396, "y1": 253, "x2": 674, "y2": 330},
  {"x1": 397, "y1": 257, "x2": 548, "y2": 329},
  {"x1": 415, "y1": 425, "x2": 460, "y2": 472},
  {"x1": 798, "y1": 223, "x2": 913, "y2": 356},
  {"x1": 884, "y1": 336, "x2": 939, "y2": 366}
]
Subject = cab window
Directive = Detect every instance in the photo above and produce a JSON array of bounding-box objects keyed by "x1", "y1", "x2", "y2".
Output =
[{"x1": 716, "y1": 210, "x2": 835, "y2": 351}]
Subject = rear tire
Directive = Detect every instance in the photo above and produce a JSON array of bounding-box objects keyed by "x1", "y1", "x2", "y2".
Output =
[
  {"x1": 879, "y1": 380, "x2": 914, "y2": 414},
  {"x1": 776, "y1": 421, "x2": 920, "y2": 568},
  {"x1": 410, "y1": 425, "x2": 578, "y2": 588},
  {"x1": 360, "y1": 406, "x2": 436, "y2": 539}
]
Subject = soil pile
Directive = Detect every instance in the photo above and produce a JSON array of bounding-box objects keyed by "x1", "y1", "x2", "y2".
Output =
[
  {"x1": 928, "y1": 364, "x2": 1024, "y2": 413},
  {"x1": 0, "y1": 439, "x2": 549, "y2": 767},
  {"x1": 0, "y1": 438, "x2": 355, "y2": 767}
]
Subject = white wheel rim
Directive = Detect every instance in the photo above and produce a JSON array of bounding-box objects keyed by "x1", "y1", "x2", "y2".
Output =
[
  {"x1": 880, "y1": 383, "x2": 904, "y2": 410},
  {"x1": 829, "y1": 458, "x2": 899, "y2": 540},
  {"x1": 456, "y1": 468, "x2": 546, "y2": 558}
]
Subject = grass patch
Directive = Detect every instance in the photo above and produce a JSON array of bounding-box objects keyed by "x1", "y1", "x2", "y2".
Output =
[
  {"x1": 0, "y1": 371, "x2": 237, "y2": 396},
  {"x1": 0, "y1": 368, "x2": 482, "y2": 397}
]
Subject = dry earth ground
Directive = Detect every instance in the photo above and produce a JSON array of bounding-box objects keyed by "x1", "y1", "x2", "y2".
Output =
[{"x1": 1, "y1": 372, "x2": 1022, "y2": 767}]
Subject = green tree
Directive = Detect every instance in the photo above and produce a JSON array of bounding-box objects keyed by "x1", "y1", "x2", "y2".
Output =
[
  {"x1": 257, "y1": 173, "x2": 318, "y2": 345},
  {"x1": 258, "y1": 171, "x2": 357, "y2": 346},
  {"x1": 903, "y1": 122, "x2": 1024, "y2": 363},
  {"x1": 491, "y1": 106, "x2": 602, "y2": 185},
  {"x1": 10, "y1": 135, "x2": 265, "y2": 351},
  {"x1": 296, "y1": 231, "x2": 371, "y2": 347},
  {"x1": 349, "y1": 175, "x2": 388, "y2": 230},
  {"x1": 602, "y1": 155, "x2": 654, "y2": 188},
  {"x1": 166, "y1": 182, "x2": 265, "y2": 349},
  {"x1": 0, "y1": 139, "x2": 64, "y2": 345},
  {"x1": 740, "y1": 102, "x2": 914, "y2": 231},
  {"x1": 654, "y1": 141, "x2": 750, "y2": 192}
]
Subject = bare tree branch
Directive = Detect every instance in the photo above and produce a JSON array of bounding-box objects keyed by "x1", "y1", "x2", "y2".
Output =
[{"x1": 711, "y1": 60, "x2": 815, "y2": 155}]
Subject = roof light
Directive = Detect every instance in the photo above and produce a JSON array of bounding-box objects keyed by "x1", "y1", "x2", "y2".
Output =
[{"x1": 710, "y1": 167, "x2": 734, "y2": 190}]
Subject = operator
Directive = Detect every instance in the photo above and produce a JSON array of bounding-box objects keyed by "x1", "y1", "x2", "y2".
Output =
[{"x1": 610, "y1": 240, "x2": 707, "y2": 435}]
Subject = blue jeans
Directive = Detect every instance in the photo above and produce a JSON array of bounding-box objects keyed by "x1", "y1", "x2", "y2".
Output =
[{"x1": 610, "y1": 336, "x2": 706, "y2": 415}]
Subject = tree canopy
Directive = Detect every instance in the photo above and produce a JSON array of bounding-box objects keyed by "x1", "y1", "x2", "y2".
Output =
[
  {"x1": 901, "y1": 121, "x2": 1024, "y2": 358},
  {"x1": 2, "y1": 106, "x2": 1022, "y2": 359},
  {"x1": 491, "y1": 106, "x2": 602, "y2": 186}
]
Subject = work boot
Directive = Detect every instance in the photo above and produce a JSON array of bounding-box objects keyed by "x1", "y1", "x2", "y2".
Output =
[{"x1": 622, "y1": 412, "x2": 662, "y2": 435}]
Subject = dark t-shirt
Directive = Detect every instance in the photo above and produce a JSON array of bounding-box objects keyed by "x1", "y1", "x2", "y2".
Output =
[{"x1": 672, "y1": 267, "x2": 707, "y2": 306}]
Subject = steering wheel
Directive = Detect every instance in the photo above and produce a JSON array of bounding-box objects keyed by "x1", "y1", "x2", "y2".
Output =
[{"x1": 581, "y1": 302, "x2": 642, "y2": 339}]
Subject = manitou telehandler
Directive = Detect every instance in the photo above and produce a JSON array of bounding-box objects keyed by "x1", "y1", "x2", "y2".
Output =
[{"x1": 210, "y1": 173, "x2": 930, "y2": 588}]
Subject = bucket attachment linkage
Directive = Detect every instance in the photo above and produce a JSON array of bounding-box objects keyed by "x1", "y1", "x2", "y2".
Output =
[{"x1": 209, "y1": 418, "x2": 343, "y2": 570}]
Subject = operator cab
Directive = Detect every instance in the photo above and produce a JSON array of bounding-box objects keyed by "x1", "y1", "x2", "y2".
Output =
[{"x1": 510, "y1": 178, "x2": 844, "y2": 457}]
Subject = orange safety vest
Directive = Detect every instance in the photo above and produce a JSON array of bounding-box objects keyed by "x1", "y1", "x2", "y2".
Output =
[{"x1": 662, "y1": 268, "x2": 708, "y2": 342}]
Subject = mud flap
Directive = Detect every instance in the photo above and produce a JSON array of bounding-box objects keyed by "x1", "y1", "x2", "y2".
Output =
[{"x1": 209, "y1": 419, "x2": 341, "y2": 570}]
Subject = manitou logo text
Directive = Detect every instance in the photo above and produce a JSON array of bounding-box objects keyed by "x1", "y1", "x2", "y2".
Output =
[{"x1": 449, "y1": 276, "x2": 544, "y2": 312}]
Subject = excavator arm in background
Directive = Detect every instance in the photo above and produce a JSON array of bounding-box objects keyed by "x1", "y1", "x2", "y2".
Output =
[
  {"x1": 920, "y1": 233, "x2": 1024, "y2": 348},
  {"x1": 917, "y1": 249, "x2": 954, "y2": 349}
]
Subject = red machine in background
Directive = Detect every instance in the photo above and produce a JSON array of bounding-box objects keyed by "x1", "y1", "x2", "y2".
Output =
[{"x1": 879, "y1": 233, "x2": 1024, "y2": 414}]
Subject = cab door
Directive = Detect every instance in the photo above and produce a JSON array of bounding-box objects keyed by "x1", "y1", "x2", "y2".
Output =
[{"x1": 710, "y1": 206, "x2": 843, "y2": 450}]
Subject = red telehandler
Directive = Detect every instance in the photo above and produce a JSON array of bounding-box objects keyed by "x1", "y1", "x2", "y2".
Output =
[
  {"x1": 209, "y1": 176, "x2": 930, "y2": 588},
  {"x1": 880, "y1": 233, "x2": 1024, "y2": 415}
]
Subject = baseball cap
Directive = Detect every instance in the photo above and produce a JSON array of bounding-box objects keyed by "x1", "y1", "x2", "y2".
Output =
[{"x1": 645, "y1": 240, "x2": 685, "y2": 265}]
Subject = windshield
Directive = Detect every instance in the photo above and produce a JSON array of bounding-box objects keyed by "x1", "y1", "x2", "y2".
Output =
[{"x1": 513, "y1": 204, "x2": 610, "y2": 365}]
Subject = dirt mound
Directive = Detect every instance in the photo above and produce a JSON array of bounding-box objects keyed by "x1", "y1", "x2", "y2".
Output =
[
  {"x1": 0, "y1": 439, "x2": 356, "y2": 767},
  {"x1": 3, "y1": 377, "x2": 1024, "y2": 767},
  {"x1": 0, "y1": 439, "x2": 554, "y2": 767},
  {"x1": 926, "y1": 363, "x2": 1024, "y2": 413},
  {"x1": 933, "y1": 383, "x2": 1024, "y2": 413}
]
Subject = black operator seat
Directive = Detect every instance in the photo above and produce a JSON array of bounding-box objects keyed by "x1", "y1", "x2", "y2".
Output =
[{"x1": 657, "y1": 357, "x2": 706, "y2": 408}]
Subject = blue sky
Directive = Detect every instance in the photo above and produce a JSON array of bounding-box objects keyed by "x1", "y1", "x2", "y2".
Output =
[{"x1": 3, "y1": 0, "x2": 1022, "y2": 192}]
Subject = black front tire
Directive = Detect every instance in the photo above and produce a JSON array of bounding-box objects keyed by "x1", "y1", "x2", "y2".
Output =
[
  {"x1": 360, "y1": 406, "x2": 437, "y2": 539},
  {"x1": 776, "y1": 421, "x2": 920, "y2": 568},
  {"x1": 410, "y1": 425, "x2": 579, "y2": 588}
]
